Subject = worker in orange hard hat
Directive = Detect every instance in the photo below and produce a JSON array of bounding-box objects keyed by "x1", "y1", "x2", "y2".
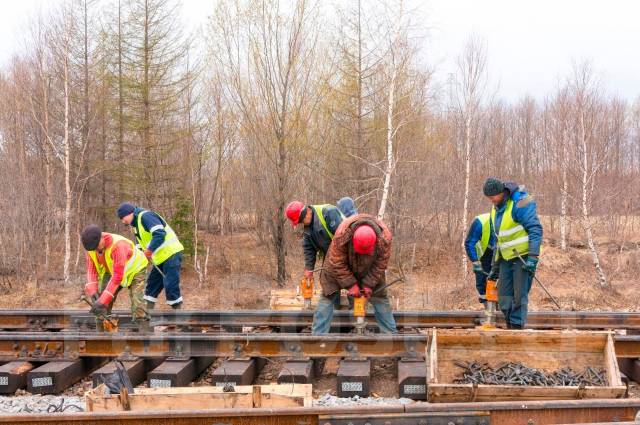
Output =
[
  {"x1": 285, "y1": 201, "x2": 345, "y2": 280},
  {"x1": 312, "y1": 213, "x2": 397, "y2": 334}
]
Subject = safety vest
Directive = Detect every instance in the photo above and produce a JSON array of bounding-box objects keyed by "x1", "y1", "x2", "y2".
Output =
[
  {"x1": 311, "y1": 204, "x2": 344, "y2": 239},
  {"x1": 87, "y1": 233, "x2": 147, "y2": 287},
  {"x1": 474, "y1": 213, "x2": 491, "y2": 259},
  {"x1": 136, "y1": 211, "x2": 184, "y2": 265},
  {"x1": 491, "y1": 198, "x2": 529, "y2": 260}
]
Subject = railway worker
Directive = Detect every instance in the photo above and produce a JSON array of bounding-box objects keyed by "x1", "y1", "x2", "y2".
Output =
[
  {"x1": 312, "y1": 213, "x2": 398, "y2": 334},
  {"x1": 81, "y1": 224, "x2": 150, "y2": 331},
  {"x1": 117, "y1": 203, "x2": 185, "y2": 310},
  {"x1": 337, "y1": 196, "x2": 358, "y2": 218},
  {"x1": 464, "y1": 212, "x2": 496, "y2": 305},
  {"x1": 285, "y1": 201, "x2": 344, "y2": 280},
  {"x1": 484, "y1": 177, "x2": 543, "y2": 329}
]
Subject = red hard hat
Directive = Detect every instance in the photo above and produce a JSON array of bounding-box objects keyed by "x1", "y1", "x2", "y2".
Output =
[
  {"x1": 285, "y1": 201, "x2": 305, "y2": 226},
  {"x1": 353, "y1": 225, "x2": 376, "y2": 255}
]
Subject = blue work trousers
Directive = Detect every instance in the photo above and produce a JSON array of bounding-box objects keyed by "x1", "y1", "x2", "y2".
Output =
[
  {"x1": 144, "y1": 252, "x2": 183, "y2": 305},
  {"x1": 498, "y1": 256, "x2": 533, "y2": 327},
  {"x1": 311, "y1": 292, "x2": 398, "y2": 334}
]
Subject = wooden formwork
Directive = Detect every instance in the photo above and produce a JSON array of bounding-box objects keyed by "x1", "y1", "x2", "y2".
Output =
[{"x1": 426, "y1": 329, "x2": 626, "y2": 402}]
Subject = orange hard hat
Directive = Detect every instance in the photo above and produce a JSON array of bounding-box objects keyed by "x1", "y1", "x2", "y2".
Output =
[
  {"x1": 285, "y1": 201, "x2": 305, "y2": 226},
  {"x1": 353, "y1": 225, "x2": 376, "y2": 254}
]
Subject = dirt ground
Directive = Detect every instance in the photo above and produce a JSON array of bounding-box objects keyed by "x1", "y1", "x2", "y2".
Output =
[{"x1": 2, "y1": 227, "x2": 640, "y2": 314}]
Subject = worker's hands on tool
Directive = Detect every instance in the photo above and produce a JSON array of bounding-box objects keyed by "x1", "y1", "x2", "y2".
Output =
[
  {"x1": 523, "y1": 256, "x2": 538, "y2": 275},
  {"x1": 472, "y1": 261, "x2": 483, "y2": 274},
  {"x1": 361, "y1": 286, "x2": 372, "y2": 298},
  {"x1": 347, "y1": 284, "x2": 361, "y2": 298},
  {"x1": 90, "y1": 293, "x2": 99, "y2": 303},
  {"x1": 90, "y1": 301, "x2": 108, "y2": 317},
  {"x1": 143, "y1": 249, "x2": 153, "y2": 259},
  {"x1": 304, "y1": 270, "x2": 313, "y2": 279}
]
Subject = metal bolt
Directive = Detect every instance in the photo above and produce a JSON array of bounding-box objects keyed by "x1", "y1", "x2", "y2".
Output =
[{"x1": 528, "y1": 420, "x2": 534, "y2": 425}]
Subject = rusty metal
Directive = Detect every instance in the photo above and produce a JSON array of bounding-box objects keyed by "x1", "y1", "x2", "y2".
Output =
[
  {"x1": 1, "y1": 399, "x2": 639, "y2": 425},
  {"x1": 4, "y1": 309, "x2": 640, "y2": 331},
  {"x1": 0, "y1": 332, "x2": 426, "y2": 360}
]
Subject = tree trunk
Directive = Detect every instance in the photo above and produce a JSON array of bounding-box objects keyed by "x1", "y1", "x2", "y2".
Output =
[
  {"x1": 580, "y1": 110, "x2": 606, "y2": 286},
  {"x1": 460, "y1": 115, "x2": 471, "y2": 279},
  {"x1": 63, "y1": 53, "x2": 71, "y2": 284}
]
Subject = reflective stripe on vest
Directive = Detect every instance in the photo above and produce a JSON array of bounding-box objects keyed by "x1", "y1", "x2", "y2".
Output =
[
  {"x1": 136, "y1": 211, "x2": 184, "y2": 265},
  {"x1": 87, "y1": 233, "x2": 148, "y2": 287},
  {"x1": 474, "y1": 213, "x2": 491, "y2": 259},
  {"x1": 491, "y1": 198, "x2": 529, "y2": 260},
  {"x1": 311, "y1": 204, "x2": 343, "y2": 240}
]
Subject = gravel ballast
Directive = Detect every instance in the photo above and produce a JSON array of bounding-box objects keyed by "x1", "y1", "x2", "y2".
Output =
[{"x1": 0, "y1": 395, "x2": 85, "y2": 414}]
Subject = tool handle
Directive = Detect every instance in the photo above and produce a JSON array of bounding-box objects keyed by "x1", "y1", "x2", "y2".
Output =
[
  {"x1": 372, "y1": 277, "x2": 404, "y2": 296},
  {"x1": 512, "y1": 249, "x2": 561, "y2": 310}
]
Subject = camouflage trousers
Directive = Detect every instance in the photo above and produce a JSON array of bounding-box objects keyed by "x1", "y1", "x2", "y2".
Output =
[{"x1": 99, "y1": 273, "x2": 150, "y2": 323}]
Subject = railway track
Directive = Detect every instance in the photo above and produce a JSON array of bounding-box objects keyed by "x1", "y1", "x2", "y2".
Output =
[
  {"x1": 3, "y1": 309, "x2": 640, "y2": 331},
  {"x1": 2, "y1": 309, "x2": 640, "y2": 424}
]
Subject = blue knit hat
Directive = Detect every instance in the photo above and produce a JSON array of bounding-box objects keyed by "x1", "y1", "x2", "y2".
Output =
[
  {"x1": 483, "y1": 178, "x2": 505, "y2": 197},
  {"x1": 117, "y1": 202, "x2": 135, "y2": 219},
  {"x1": 337, "y1": 197, "x2": 357, "y2": 218}
]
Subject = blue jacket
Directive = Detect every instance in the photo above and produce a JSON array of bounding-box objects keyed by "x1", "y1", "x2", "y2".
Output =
[
  {"x1": 337, "y1": 197, "x2": 357, "y2": 218},
  {"x1": 492, "y1": 182, "x2": 543, "y2": 258},
  {"x1": 302, "y1": 205, "x2": 343, "y2": 271},
  {"x1": 464, "y1": 216, "x2": 496, "y2": 262},
  {"x1": 130, "y1": 207, "x2": 167, "y2": 252}
]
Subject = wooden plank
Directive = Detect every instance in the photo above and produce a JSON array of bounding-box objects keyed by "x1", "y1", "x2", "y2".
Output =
[
  {"x1": 86, "y1": 384, "x2": 313, "y2": 412},
  {"x1": 428, "y1": 329, "x2": 437, "y2": 383},
  {"x1": 605, "y1": 333, "x2": 623, "y2": 386},
  {"x1": 428, "y1": 383, "x2": 627, "y2": 403}
]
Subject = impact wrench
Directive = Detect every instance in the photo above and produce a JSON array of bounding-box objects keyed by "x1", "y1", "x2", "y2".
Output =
[
  {"x1": 353, "y1": 276, "x2": 404, "y2": 334},
  {"x1": 80, "y1": 295, "x2": 118, "y2": 329},
  {"x1": 512, "y1": 249, "x2": 561, "y2": 310}
]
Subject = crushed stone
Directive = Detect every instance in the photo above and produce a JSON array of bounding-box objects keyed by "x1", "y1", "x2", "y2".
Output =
[
  {"x1": 313, "y1": 393, "x2": 414, "y2": 407},
  {"x1": 0, "y1": 395, "x2": 85, "y2": 414}
]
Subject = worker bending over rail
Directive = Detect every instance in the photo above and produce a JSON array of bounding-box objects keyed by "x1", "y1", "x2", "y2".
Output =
[
  {"x1": 312, "y1": 213, "x2": 397, "y2": 334},
  {"x1": 464, "y1": 212, "x2": 496, "y2": 305},
  {"x1": 81, "y1": 225, "x2": 150, "y2": 331},
  {"x1": 484, "y1": 178, "x2": 543, "y2": 329},
  {"x1": 117, "y1": 203, "x2": 185, "y2": 310}
]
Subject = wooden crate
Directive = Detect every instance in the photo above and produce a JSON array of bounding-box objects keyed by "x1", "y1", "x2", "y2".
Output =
[
  {"x1": 86, "y1": 383, "x2": 313, "y2": 412},
  {"x1": 426, "y1": 329, "x2": 626, "y2": 403}
]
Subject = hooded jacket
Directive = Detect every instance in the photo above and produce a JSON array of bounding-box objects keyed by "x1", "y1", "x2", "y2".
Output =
[
  {"x1": 302, "y1": 205, "x2": 343, "y2": 271},
  {"x1": 320, "y1": 214, "x2": 393, "y2": 297}
]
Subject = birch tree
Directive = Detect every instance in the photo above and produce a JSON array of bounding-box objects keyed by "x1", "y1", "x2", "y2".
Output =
[{"x1": 454, "y1": 36, "x2": 488, "y2": 279}]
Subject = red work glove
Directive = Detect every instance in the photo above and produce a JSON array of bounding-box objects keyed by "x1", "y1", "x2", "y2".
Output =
[
  {"x1": 304, "y1": 270, "x2": 313, "y2": 279},
  {"x1": 362, "y1": 287, "x2": 373, "y2": 298},
  {"x1": 347, "y1": 284, "x2": 361, "y2": 298},
  {"x1": 143, "y1": 249, "x2": 153, "y2": 259}
]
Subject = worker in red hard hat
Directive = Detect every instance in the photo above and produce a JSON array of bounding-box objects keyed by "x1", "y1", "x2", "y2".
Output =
[
  {"x1": 285, "y1": 200, "x2": 345, "y2": 281},
  {"x1": 313, "y1": 213, "x2": 397, "y2": 334}
]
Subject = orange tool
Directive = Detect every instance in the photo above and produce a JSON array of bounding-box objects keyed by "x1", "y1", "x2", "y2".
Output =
[
  {"x1": 479, "y1": 279, "x2": 498, "y2": 330},
  {"x1": 299, "y1": 275, "x2": 314, "y2": 309},
  {"x1": 353, "y1": 295, "x2": 367, "y2": 334}
]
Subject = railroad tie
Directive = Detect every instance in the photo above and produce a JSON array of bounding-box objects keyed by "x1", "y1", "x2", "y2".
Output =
[
  {"x1": 28, "y1": 358, "x2": 105, "y2": 394},
  {"x1": 212, "y1": 358, "x2": 265, "y2": 388},
  {"x1": 397, "y1": 358, "x2": 427, "y2": 400},
  {"x1": 277, "y1": 359, "x2": 314, "y2": 384},
  {"x1": 147, "y1": 357, "x2": 214, "y2": 388},
  {"x1": 0, "y1": 361, "x2": 34, "y2": 394},
  {"x1": 337, "y1": 358, "x2": 371, "y2": 398}
]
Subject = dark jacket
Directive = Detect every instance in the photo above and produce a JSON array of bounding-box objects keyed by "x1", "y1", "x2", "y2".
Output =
[
  {"x1": 320, "y1": 214, "x2": 393, "y2": 297},
  {"x1": 302, "y1": 205, "x2": 343, "y2": 270},
  {"x1": 464, "y1": 215, "x2": 497, "y2": 262},
  {"x1": 492, "y1": 181, "x2": 543, "y2": 260},
  {"x1": 130, "y1": 207, "x2": 167, "y2": 252}
]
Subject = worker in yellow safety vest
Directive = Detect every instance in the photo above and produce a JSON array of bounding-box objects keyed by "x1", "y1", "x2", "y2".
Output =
[{"x1": 464, "y1": 213, "x2": 496, "y2": 304}]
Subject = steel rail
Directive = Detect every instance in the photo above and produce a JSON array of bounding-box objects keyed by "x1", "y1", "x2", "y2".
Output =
[
  {"x1": 3, "y1": 309, "x2": 640, "y2": 331},
  {"x1": 1, "y1": 398, "x2": 639, "y2": 425},
  {"x1": 0, "y1": 332, "x2": 427, "y2": 360},
  {"x1": 2, "y1": 330, "x2": 640, "y2": 360}
]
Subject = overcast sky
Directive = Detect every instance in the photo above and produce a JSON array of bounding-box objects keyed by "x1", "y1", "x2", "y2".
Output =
[{"x1": 1, "y1": 0, "x2": 638, "y2": 103}]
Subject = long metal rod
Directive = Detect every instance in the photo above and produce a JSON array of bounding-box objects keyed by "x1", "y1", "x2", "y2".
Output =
[
  {"x1": 4, "y1": 309, "x2": 640, "y2": 331},
  {"x1": 1, "y1": 398, "x2": 640, "y2": 424}
]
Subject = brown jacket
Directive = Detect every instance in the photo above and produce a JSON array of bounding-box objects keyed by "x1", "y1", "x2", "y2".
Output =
[{"x1": 319, "y1": 214, "x2": 393, "y2": 297}]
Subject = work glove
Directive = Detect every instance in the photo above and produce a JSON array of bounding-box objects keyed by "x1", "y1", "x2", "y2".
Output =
[
  {"x1": 472, "y1": 261, "x2": 483, "y2": 274},
  {"x1": 143, "y1": 249, "x2": 153, "y2": 259},
  {"x1": 487, "y1": 264, "x2": 499, "y2": 282},
  {"x1": 304, "y1": 270, "x2": 313, "y2": 279},
  {"x1": 90, "y1": 293, "x2": 99, "y2": 303},
  {"x1": 90, "y1": 301, "x2": 108, "y2": 317},
  {"x1": 522, "y1": 256, "x2": 539, "y2": 275},
  {"x1": 347, "y1": 284, "x2": 361, "y2": 298},
  {"x1": 362, "y1": 286, "x2": 373, "y2": 298}
]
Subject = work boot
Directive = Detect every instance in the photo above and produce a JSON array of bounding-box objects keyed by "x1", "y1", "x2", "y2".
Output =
[
  {"x1": 510, "y1": 323, "x2": 523, "y2": 330},
  {"x1": 171, "y1": 302, "x2": 183, "y2": 310}
]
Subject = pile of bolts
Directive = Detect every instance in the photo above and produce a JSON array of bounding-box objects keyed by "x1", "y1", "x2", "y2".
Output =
[{"x1": 453, "y1": 361, "x2": 608, "y2": 387}]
